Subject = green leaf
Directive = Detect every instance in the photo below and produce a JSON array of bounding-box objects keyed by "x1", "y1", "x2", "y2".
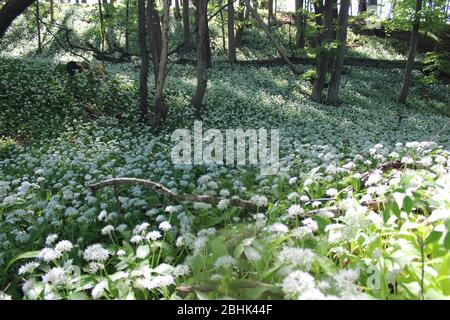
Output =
[
  {"x1": 426, "y1": 231, "x2": 443, "y2": 244},
  {"x1": 5, "y1": 250, "x2": 40, "y2": 272},
  {"x1": 68, "y1": 292, "x2": 90, "y2": 300},
  {"x1": 403, "y1": 196, "x2": 413, "y2": 213}
]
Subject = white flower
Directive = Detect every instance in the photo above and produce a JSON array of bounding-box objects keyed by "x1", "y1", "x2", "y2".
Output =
[
  {"x1": 101, "y1": 225, "x2": 115, "y2": 235},
  {"x1": 42, "y1": 267, "x2": 66, "y2": 285},
  {"x1": 159, "y1": 221, "x2": 172, "y2": 231},
  {"x1": 98, "y1": 210, "x2": 108, "y2": 221},
  {"x1": 130, "y1": 235, "x2": 143, "y2": 243},
  {"x1": 214, "y1": 256, "x2": 236, "y2": 269},
  {"x1": 326, "y1": 188, "x2": 338, "y2": 197},
  {"x1": 401, "y1": 156, "x2": 414, "y2": 164},
  {"x1": 300, "y1": 195, "x2": 310, "y2": 202},
  {"x1": 217, "y1": 199, "x2": 230, "y2": 210},
  {"x1": 267, "y1": 223, "x2": 289, "y2": 234},
  {"x1": 83, "y1": 244, "x2": 110, "y2": 262},
  {"x1": 146, "y1": 231, "x2": 162, "y2": 241},
  {"x1": 366, "y1": 170, "x2": 382, "y2": 186},
  {"x1": 38, "y1": 248, "x2": 62, "y2": 262},
  {"x1": 428, "y1": 209, "x2": 450, "y2": 222},
  {"x1": 92, "y1": 280, "x2": 108, "y2": 299},
  {"x1": 45, "y1": 234, "x2": 58, "y2": 246},
  {"x1": 287, "y1": 204, "x2": 304, "y2": 217},
  {"x1": 193, "y1": 202, "x2": 212, "y2": 210},
  {"x1": 116, "y1": 249, "x2": 126, "y2": 256},
  {"x1": 0, "y1": 292, "x2": 12, "y2": 300},
  {"x1": 279, "y1": 247, "x2": 315, "y2": 270},
  {"x1": 18, "y1": 262, "x2": 40, "y2": 275},
  {"x1": 165, "y1": 205, "x2": 178, "y2": 213},
  {"x1": 55, "y1": 240, "x2": 73, "y2": 253},
  {"x1": 250, "y1": 195, "x2": 268, "y2": 207},
  {"x1": 176, "y1": 236, "x2": 185, "y2": 247},
  {"x1": 135, "y1": 275, "x2": 175, "y2": 290},
  {"x1": 281, "y1": 271, "x2": 316, "y2": 297}
]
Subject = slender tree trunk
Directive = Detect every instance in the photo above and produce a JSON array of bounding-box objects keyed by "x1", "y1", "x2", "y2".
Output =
[
  {"x1": 98, "y1": 0, "x2": 106, "y2": 51},
  {"x1": 50, "y1": 0, "x2": 54, "y2": 23},
  {"x1": 138, "y1": 0, "x2": 149, "y2": 120},
  {"x1": 220, "y1": 4, "x2": 226, "y2": 51},
  {"x1": 358, "y1": 0, "x2": 367, "y2": 13},
  {"x1": 311, "y1": 0, "x2": 334, "y2": 101},
  {"x1": 36, "y1": 0, "x2": 42, "y2": 54},
  {"x1": 125, "y1": 0, "x2": 130, "y2": 52},
  {"x1": 191, "y1": 0, "x2": 208, "y2": 111},
  {"x1": 182, "y1": 0, "x2": 190, "y2": 53},
  {"x1": 327, "y1": 0, "x2": 350, "y2": 104},
  {"x1": 312, "y1": 1, "x2": 324, "y2": 48},
  {"x1": 243, "y1": 0, "x2": 299, "y2": 75},
  {"x1": 295, "y1": 0, "x2": 305, "y2": 48},
  {"x1": 398, "y1": 0, "x2": 422, "y2": 104},
  {"x1": 153, "y1": 0, "x2": 170, "y2": 129},
  {"x1": 268, "y1": 0, "x2": 273, "y2": 25},
  {"x1": 228, "y1": 0, "x2": 237, "y2": 62},
  {"x1": 236, "y1": 0, "x2": 245, "y2": 48},
  {"x1": 147, "y1": 0, "x2": 162, "y2": 83},
  {"x1": 174, "y1": 0, "x2": 182, "y2": 20}
]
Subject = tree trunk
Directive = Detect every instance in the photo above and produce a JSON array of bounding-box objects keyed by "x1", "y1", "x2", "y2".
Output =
[
  {"x1": 398, "y1": 0, "x2": 422, "y2": 104},
  {"x1": 358, "y1": 0, "x2": 367, "y2": 13},
  {"x1": 125, "y1": 0, "x2": 130, "y2": 51},
  {"x1": 295, "y1": 0, "x2": 305, "y2": 48},
  {"x1": 236, "y1": 0, "x2": 245, "y2": 48},
  {"x1": 327, "y1": 0, "x2": 350, "y2": 104},
  {"x1": 147, "y1": 0, "x2": 162, "y2": 83},
  {"x1": 50, "y1": 0, "x2": 54, "y2": 23},
  {"x1": 0, "y1": 0, "x2": 37, "y2": 38},
  {"x1": 220, "y1": 4, "x2": 226, "y2": 51},
  {"x1": 268, "y1": 0, "x2": 273, "y2": 26},
  {"x1": 153, "y1": 0, "x2": 170, "y2": 129},
  {"x1": 191, "y1": 0, "x2": 208, "y2": 111},
  {"x1": 182, "y1": 0, "x2": 190, "y2": 53},
  {"x1": 36, "y1": 0, "x2": 42, "y2": 54},
  {"x1": 228, "y1": 0, "x2": 237, "y2": 62},
  {"x1": 98, "y1": 0, "x2": 106, "y2": 51},
  {"x1": 311, "y1": 0, "x2": 334, "y2": 101},
  {"x1": 243, "y1": 0, "x2": 299, "y2": 75},
  {"x1": 312, "y1": 0, "x2": 324, "y2": 48},
  {"x1": 138, "y1": 0, "x2": 149, "y2": 120},
  {"x1": 174, "y1": 0, "x2": 182, "y2": 20}
]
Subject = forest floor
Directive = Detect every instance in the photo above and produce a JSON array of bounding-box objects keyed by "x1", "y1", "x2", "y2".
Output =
[{"x1": 0, "y1": 7, "x2": 449, "y2": 300}]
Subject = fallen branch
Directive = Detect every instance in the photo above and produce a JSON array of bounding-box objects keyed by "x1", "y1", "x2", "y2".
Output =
[
  {"x1": 89, "y1": 178, "x2": 258, "y2": 210},
  {"x1": 173, "y1": 57, "x2": 423, "y2": 70}
]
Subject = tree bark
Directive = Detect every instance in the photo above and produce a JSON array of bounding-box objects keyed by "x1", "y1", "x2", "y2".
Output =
[
  {"x1": 147, "y1": 0, "x2": 162, "y2": 83},
  {"x1": 398, "y1": 0, "x2": 422, "y2": 104},
  {"x1": 228, "y1": 0, "x2": 237, "y2": 62},
  {"x1": 311, "y1": 0, "x2": 334, "y2": 101},
  {"x1": 36, "y1": 0, "x2": 42, "y2": 54},
  {"x1": 0, "y1": 0, "x2": 37, "y2": 38},
  {"x1": 235, "y1": 0, "x2": 245, "y2": 48},
  {"x1": 138, "y1": 0, "x2": 149, "y2": 121},
  {"x1": 243, "y1": 0, "x2": 299, "y2": 75},
  {"x1": 268, "y1": 0, "x2": 274, "y2": 26},
  {"x1": 191, "y1": 0, "x2": 209, "y2": 111},
  {"x1": 50, "y1": 0, "x2": 54, "y2": 23},
  {"x1": 327, "y1": 0, "x2": 350, "y2": 104},
  {"x1": 182, "y1": 0, "x2": 190, "y2": 53},
  {"x1": 174, "y1": 0, "x2": 182, "y2": 20},
  {"x1": 358, "y1": 0, "x2": 367, "y2": 13},
  {"x1": 125, "y1": 0, "x2": 130, "y2": 52},
  {"x1": 153, "y1": 0, "x2": 170, "y2": 129},
  {"x1": 295, "y1": 0, "x2": 305, "y2": 48}
]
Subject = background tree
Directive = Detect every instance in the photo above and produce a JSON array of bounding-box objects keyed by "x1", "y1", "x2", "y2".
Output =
[
  {"x1": 182, "y1": 0, "x2": 190, "y2": 53},
  {"x1": 311, "y1": 0, "x2": 335, "y2": 101},
  {"x1": 327, "y1": 0, "x2": 350, "y2": 104},
  {"x1": 153, "y1": 0, "x2": 170, "y2": 129},
  {"x1": 137, "y1": 0, "x2": 149, "y2": 120},
  {"x1": 228, "y1": 0, "x2": 237, "y2": 62},
  {"x1": 398, "y1": 0, "x2": 423, "y2": 104},
  {"x1": 191, "y1": 0, "x2": 209, "y2": 111}
]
